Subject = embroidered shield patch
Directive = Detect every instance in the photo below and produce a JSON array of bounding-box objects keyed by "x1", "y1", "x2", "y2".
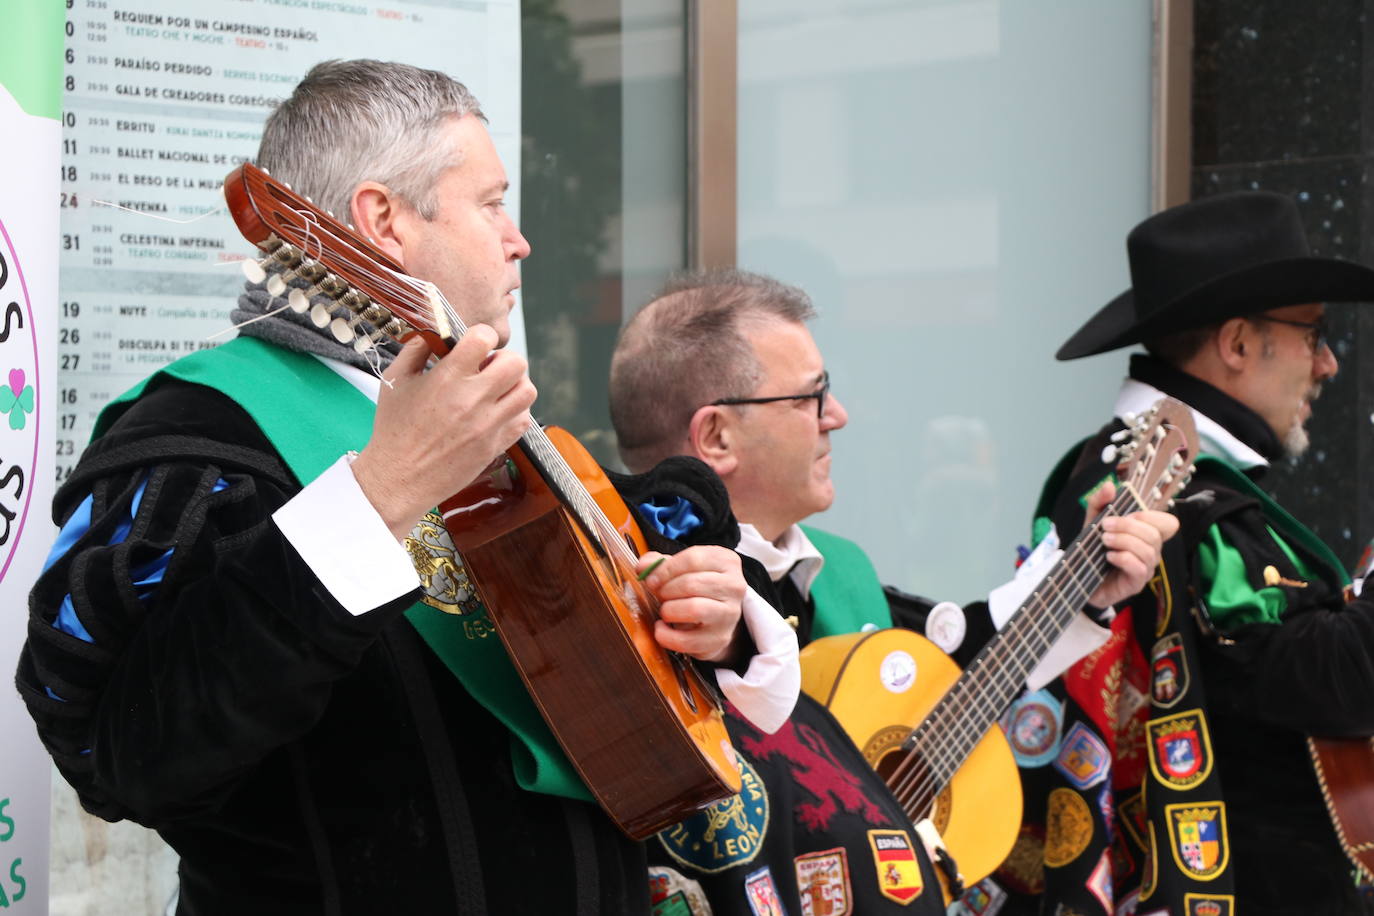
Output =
[
  {"x1": 658, "y1": 758, "x2": 769, "y2": 873},
  {"x1": 1150, "y1": 634, "x2": 1188, "y2": 707},
  {"x1": 744, "y1": 865, "x2": 787, "y2": 916},
  {"x1": 1165, "y1": 802, "x2": 1229, "y2": 880},
  {"x1": 794, "y1": 847, "x2": 851, "y2": 916},
  {"x1": 951, "y1": 877, "x2": 1007, "y2": 916},
  {"x1": 867, "y1": 829, "x2": 924, "y2": 904},
  {"x1": 405, "y1": 512, "x2": 485, "y2": 616},
  {"x1": 1146, "y1": 710, "x2": 1213, "y2": 790},
  {"x1": 1184, "y1": 893, "x2": 1234, "y2": 916},
  {"x1": 1054, "y1": 722, "x2": 1110, "y2": 789},
  {"x1": 1044, "y1": 788, "x2": 1094, "y2": 867}
]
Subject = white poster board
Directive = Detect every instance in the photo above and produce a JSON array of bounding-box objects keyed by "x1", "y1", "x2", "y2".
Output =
[
  {"x1": 59, "y1": 0, "x2": 523, "y2": 482},
  {"x1": 0, "y1": 1, "x2": 63, "y2": 910}
]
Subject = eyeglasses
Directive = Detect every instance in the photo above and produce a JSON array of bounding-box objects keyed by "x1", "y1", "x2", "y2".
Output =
[
  {"x1": 712, "y1": 371, "x2": 831, "y2": 419},
  {"x1": 1249, "y1": 314, "x2": 1330, "y2": 354}
]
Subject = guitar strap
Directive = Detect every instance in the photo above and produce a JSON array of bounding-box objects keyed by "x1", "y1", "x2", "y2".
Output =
[{"x1": 94, "y1": 336, "x2": 591, "y2": 801}]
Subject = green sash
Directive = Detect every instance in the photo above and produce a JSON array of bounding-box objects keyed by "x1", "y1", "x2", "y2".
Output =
[
  {"x1": 96, "y1": 336, "x2": 590, "y2": 801},
  {"x1": 800, "y1": 525, "x2": 892, "y2": 638}
]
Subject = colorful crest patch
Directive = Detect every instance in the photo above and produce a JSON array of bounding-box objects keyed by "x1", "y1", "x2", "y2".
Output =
[
  {"x1": 1150, "y1": 634, "x2": 1188, "y2": 707},
  {"x1": 1184, "y1": 893, "x2": 1234, "y2": 916},
  {"x1": 1002, "y1": 688, "x2": 1064, "y2": 767},
  {"x1": 1165, "y1": 802, "x2": 1229, "y2": 880},
  {"x1": 1086, "y1": 849, "x2": 1113, "y2": 912},
  {"x1": 867, "y1": 829, "x2": 924, "y2": 904},
  {"x1": 405, "y1": 512, "x2": 486, "y2": 615},
  {"x1": 951, "y1": 878, "x2": 1006, "y2": 916},
  {"x1": 1054, "y1": 722, "x2": 1110, "y2": 789},
  {"x1": 744, "y1": 865, "x2": 788, "y2": 916},
  {"x1": 648, "y1": 866, "x2": 712, "y2": 915},
  {"x1": 1147, "y1": 710, "x2": 1213, "y2": 790},
  {"x1": 658, "y1": 758, "x2": 769, "y2": 873},
  {"x1": 1044, "y1": 788, "x2": 1094, "y2": 867},
  {"x1": 794, "y1": 847, "x2": 851, "y2": 916}
]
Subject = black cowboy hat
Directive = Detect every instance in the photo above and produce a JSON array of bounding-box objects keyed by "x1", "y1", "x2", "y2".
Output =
[{"x1": 1057, "y1": 190, "x2": 1374, "y2": 360}]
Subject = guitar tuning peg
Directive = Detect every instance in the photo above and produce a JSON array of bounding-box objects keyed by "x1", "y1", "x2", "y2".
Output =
[
  {"x1": 259, "y1": 166, "x2": 270, "y2": 175},
  {"x1": 287, "y1": 289, "x2": 311, "y2": 313},
  {"x1": 1101, "y1": 444, "x2": 1119, "y2": 465},
  {"x1": 266, "y1": 273, "x2": 288, "y2": 297},
  {"x1": 330, "y1": 313, "x2": 367, "y2": 344},
  {"x1": 309, "y1": 302, "x2": 334, "y2": 329},
  {"x1": 240, "y1": 257, "x2": 268, "y2": 284},
  {"x1": 1168, "y1": 498, "x2": 1177, "y2": 509},
  {"x1": 1121, "y1": 412, "x2": 1137, "y2": 425},
  {"x1": 1110, "y1": 428, "x2": 1131, "y2": 443}
]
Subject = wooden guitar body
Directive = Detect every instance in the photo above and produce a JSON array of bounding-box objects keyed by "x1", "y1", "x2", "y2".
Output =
[
  {"x1": 1309, "y1": 735, "x2": 1374, "y2": 881},
  {"x1": 223, "y1": 163, "x2": 744, "y2": 841},
  {"x1": 801, "y1": 628, "x2": 1020, "y2": 888},
  {"x1": 441, "y1": 427, "x2": 741, "y2": 839}
]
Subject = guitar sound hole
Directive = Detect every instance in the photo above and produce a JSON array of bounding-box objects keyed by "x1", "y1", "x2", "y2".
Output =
[{"x1": 876, "y1": 748, "x2": 951, "y2": 830}]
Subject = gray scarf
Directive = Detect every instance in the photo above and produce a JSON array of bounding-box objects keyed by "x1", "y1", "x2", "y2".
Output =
[{"x1": 231, "y1": 275, "x2": 403, "y2": 372}]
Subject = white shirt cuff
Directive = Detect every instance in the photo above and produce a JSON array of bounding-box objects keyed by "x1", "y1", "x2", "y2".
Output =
[
  {"x1": 271, "y1": 454, "x2": 419, "y2": 616},
  {"x1": 714, "y1": 587, "x2": 800, "y2": 734},
  {"x1": 987, "y1": 525, "x2": 1110, "y2": 691}
]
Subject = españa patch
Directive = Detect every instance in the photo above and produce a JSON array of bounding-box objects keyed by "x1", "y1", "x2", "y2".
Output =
[
  {"x1": 1150, "y1": 634, "x2": 1187, "y2": 707},
  {"x1": 1054, "y1": 722, "x2": 1110, "y2": 789},
  {"x1": 1166, "y1": 802, "x2": 1229, "y2": 880},
  {"x1": 658, "y1": 758, "x2": 769, "y2": 873},
  {"x1": 867, "y1": 829, "x2": 924, "y2": 904},
  {"x1": 744, "y1": 865, "x2": 787, "y2": 916},
  {"x1": 1044, "y1": 788, "x2": 1094, "y2": 867},
  {"x1": 794, "y1": 847, "x2": 851, "y2": 916},
  {"x1": 1147, "y1": 710, "x2": 1213, "y2": 790}
]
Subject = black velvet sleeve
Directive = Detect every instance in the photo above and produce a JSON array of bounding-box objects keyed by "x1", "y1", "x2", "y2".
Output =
[{"x1": 16, "y1": 379, "x2": 419, "y2": 824}]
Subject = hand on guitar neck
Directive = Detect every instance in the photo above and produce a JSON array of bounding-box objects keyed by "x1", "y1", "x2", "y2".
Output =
[
  {"x1": 1081, "y1": 479, "x2": 1180, "y2": 611},
  {"x1": 351, "y1": 327, "x2": 538, "y2": 541}
]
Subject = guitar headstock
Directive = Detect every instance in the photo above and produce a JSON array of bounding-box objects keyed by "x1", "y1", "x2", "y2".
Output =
[
  {"x1": 1103, "y1": 397, "x2": 1198, "y2": 512},
  {"x1": 222, "y1": 162, "x2": 458, "y2": 354}
]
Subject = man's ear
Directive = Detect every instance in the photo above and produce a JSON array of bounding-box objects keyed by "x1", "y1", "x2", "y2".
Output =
[
  {"x1": 1215, "y1": 316, "x2": 1253, "y2": 371},
  {"x1": 688, "y1": 405, "x2": 738, "y2": 478},
  {"x1": 350, "y1": 180, "x2": 413, "y2": 265}
]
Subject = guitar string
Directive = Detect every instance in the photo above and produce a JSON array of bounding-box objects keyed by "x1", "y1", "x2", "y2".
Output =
[
  {"x1": 885, "y1": 491, "x2": 1132, "y2": 818},
  {"x1": 884, "y1": 454, "x2": 1165, "y2": 817},
  {"x1": 881, "y1": 446, "x2": 1167, "y2": 820},
  {"x1": 882, "y1": 490, "x2": 1133, "y2": 817}
]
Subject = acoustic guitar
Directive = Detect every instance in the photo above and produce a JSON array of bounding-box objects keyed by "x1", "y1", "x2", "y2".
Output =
[
  {"x1": 1310, "y1": 727, "x2": 1374, "y2": 881},
  {"x1": 801, "y1": 399, "x2": 1196, "y2": 893},
  {"x1": 223, "y1": 162, "x2": 740, "y2": 840}
]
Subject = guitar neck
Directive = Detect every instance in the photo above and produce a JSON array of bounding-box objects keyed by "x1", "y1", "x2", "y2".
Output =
[{"x1": 910, "y1": 499, "x2": 1125, "y2": 784}]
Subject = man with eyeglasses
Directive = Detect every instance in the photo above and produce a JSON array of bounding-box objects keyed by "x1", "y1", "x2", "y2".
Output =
[
  {"x1": 608, "y1": 268, "x2": 1175, "y2": 915},
  {"x1": 1017, "y1": 190, "x2": 1374, "y2": 916}
]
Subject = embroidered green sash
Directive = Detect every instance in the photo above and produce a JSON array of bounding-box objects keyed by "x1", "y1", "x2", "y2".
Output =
[{"x1": 95, "y1": 336, "x2": 591, "y2": 800}]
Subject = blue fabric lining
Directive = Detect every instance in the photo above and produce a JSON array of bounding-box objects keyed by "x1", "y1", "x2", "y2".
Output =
[
  {"x1": 45, "y1": 477, "x2": 229, "y2": 644},
  {"x1": 637, "y1": 496, "x2": 703, "y2": 540}
]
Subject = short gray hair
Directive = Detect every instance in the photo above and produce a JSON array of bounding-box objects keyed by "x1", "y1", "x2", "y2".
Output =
[
  {"x1": 256, "y1": 59, "x2": 485, "y2": 222},
  {"x1": 610, "y1": 268, "x2": 817, "y2": 471}
]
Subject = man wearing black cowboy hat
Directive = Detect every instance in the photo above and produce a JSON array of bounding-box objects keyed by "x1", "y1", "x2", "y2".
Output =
[{"x1": 1005, "y1": 191, "x2": 1374, "y2": 915}]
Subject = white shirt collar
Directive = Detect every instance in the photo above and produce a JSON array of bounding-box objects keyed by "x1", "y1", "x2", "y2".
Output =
[
  {"x1": 736, "y1": 522, "x2": 826, "y2": 598},
  {"x1": 1114, "y1": 377, "x2": 1268, "y2": 471}
]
